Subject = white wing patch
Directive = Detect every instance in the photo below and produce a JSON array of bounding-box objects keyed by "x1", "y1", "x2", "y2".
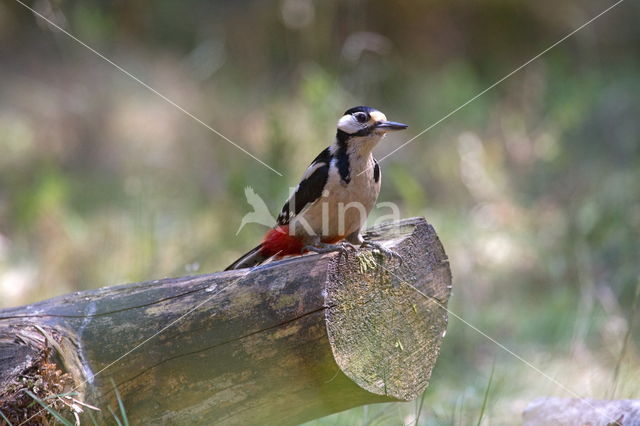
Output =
[{"x1": 301, "y1": 161, "x2": 326, "y2": 180}]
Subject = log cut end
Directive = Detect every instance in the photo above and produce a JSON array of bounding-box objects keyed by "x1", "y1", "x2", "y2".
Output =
[{"x1": 325, "y1": 218, "x2": 451, "y2": 401}]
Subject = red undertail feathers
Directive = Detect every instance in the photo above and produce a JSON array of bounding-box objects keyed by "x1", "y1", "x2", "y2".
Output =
[{"x1": 260, "y1": 225, "x2": 304, "y2": 257}]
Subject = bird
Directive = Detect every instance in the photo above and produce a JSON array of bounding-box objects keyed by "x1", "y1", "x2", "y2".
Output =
[{"x1": 225, "y1": 106, "x2": 407, "y2": 270}]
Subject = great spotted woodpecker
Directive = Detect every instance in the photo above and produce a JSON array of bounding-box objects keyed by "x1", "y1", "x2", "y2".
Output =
[{"x1": 225, "y1": 106, "x2": 407, "y2": 270}]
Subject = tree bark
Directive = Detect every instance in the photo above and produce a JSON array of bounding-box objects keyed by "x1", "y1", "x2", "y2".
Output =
[{"x1": 0, "y1": 217, "x2": 451, "y2": 425}]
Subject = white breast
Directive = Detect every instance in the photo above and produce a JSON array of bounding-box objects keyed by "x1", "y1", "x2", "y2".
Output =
[{"x1": 290, "y1": 154, "x2": 380, "y2": 242}]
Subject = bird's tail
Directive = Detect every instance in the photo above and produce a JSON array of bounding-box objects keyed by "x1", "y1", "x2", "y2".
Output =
[{"x1": 225, "y1": 244, "x2": 269, "y2": 270}]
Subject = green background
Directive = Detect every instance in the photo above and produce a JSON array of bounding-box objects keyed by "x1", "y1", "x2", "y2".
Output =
[{"x1": 0, "y1": 0, "x2": 638, "y2": 424}]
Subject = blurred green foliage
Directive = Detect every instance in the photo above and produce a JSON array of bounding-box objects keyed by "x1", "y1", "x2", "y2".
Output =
[{"x1": 0, "y1": 0, "x2": 638, "y2": 424}]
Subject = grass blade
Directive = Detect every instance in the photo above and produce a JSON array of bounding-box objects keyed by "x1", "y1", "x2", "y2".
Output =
[
  {"x1": 609, "y1": 280, "x2": 640, "y2": 398},
  {"x1": 109, "y1": 406, "x2": 123, "y2": 426},
  {"x1": 414, "y1": 390, "x2": 427, "y2": 425},
  {"x1": 0, "y1": 409, "x2": 13, "y2": 426},
  {"x1": 111, "y1": 378, "x2": 130, "y2": 426},
  {"x1": 23, "y1": 390, "x2": 73, "y2": 426},
  {"x1": 476, "y1": 362, "x2": 495, "y2": 426}
]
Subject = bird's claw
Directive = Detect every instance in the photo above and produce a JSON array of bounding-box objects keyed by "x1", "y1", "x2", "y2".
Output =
[
  {"x1": 304, "y1": 240, "x2": 402, "y2": 266},
  {"x1": 303, "y1": 241, "x2": 357, "y2": 261},
  {"x1": 361, "y1": 240, "x2": 403, "y2": 266}
]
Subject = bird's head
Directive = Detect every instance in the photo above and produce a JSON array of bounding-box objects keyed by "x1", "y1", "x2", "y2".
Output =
[{"x1": 336, "y1": 106, "x2": 407, "y2": 145}]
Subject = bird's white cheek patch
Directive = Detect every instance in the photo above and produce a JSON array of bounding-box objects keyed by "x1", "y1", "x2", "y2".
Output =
[{"x1": 337, "y1": 115, "x2": 361, "y2": 134}]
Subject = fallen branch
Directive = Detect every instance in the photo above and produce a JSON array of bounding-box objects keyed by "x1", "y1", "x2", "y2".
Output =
[{"x1": 0, "y1": 217, "x2": 451, "y2": 425}]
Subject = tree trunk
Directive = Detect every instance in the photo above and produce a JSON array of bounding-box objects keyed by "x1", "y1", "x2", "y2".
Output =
[{"x1": 0, "y1": 217, "x2": 451, "y2": 425}]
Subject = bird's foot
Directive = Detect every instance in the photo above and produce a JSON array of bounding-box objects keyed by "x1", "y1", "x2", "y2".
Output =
[
  {"x1": 303, "y1": 241, "x2": 357, "y2": 261},
  {"x1": 361, "y1": 240, "x2": 403, "y2": 266}
]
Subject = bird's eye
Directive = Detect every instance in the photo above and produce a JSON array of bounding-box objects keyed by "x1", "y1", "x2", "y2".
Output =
[{"x1": 354, "y1": 112, "x2": 368, "y2": 123}]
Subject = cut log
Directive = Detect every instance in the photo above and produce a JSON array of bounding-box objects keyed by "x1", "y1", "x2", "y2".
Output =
[{"x1": 0, "y1": 217, "x2": 451, "y2": 425}]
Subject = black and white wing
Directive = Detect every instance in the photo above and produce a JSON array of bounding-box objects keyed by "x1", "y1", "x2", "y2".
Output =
[{"x1": 276, "y1": 147, "x2": 331, "y2": 226}]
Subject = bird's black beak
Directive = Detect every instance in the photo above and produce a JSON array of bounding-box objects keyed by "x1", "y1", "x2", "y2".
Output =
[{"x1": 375, "y1": 121, "x2": 408, "y2": 131}]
